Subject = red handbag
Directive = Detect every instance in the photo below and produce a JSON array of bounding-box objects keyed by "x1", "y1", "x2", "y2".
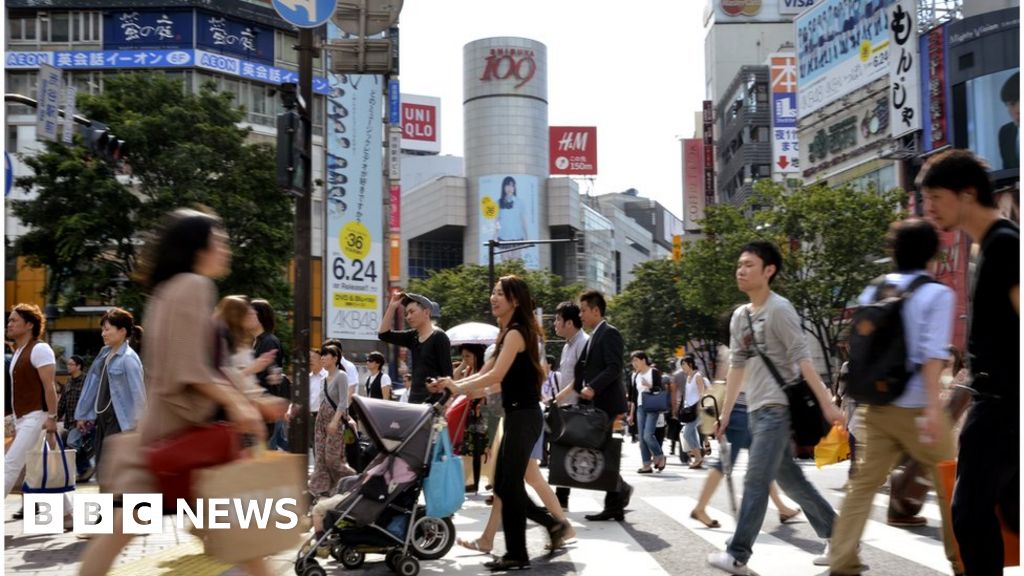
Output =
[{"x1": 145, "y1": 423, "x2": 240, "y2": 509}]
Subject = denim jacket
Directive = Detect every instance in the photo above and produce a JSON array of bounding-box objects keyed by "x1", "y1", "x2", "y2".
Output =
[{"x1": 74, "y1": 342, "x2": 146, "y2": 431}]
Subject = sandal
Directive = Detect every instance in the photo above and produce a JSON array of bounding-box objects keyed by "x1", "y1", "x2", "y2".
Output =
[
  {"x1": 690, "y1": 510, "x2": 721, "y2": 529},
  {"x1": 457, "y1": 538, "x2": 493, "y2": 554},
  {"x1": 637, "y1": 467, "x2": 654, "y2": 474},
  {"x1": 545, "y1": 519, "x2": 573, "y2": 550},
  {"x1": 780, "y1": 507, "x2": 802, "y2": 524},
  {"x1": 655, "y1": 456, "x2": 667, "y2": 471}
]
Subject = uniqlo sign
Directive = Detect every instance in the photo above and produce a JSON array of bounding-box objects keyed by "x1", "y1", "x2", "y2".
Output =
[
  {"x1": 549, "y1": 126, "x2": 598, "y2": 176},
  {"x1": 400, "y1": 94, "x2": 441, "y2": 154}
]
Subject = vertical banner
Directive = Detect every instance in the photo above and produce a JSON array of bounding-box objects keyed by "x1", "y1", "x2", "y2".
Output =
[
  {"x1": 325, "y1": 26, "x2": 383, "y2": 340},
  {"x1": 923, "y1": 24, "x2": 949, "y2": 151},
  {"x1": 478, "y1": 174, "x2": 540, "y2": 269},
  {"x1": 770, "y1": 55, "x2": 800, "y2": 176},
  {"x1": 35, "y1": 64, "x2": 62, "y2": 143},
  {"x1": 889, "y1": 0, "x2": 921, "y2": 138},
  {"x1": 682, "y1": 138, "x2": 705, "y2": 231},
  {"x1": 549, "y1": 126, "x2": 598, "y2": 176},
  {"x1": 62, "y1": 85, "x2": 78, "y2": 145},
  {"x1": 702, "y1": 101, "x2": 715, "y2": 207}
]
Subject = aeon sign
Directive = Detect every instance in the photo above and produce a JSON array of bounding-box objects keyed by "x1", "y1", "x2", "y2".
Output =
[{"x1": 480, "y1": 48, "x2": 536, "y2": 89}]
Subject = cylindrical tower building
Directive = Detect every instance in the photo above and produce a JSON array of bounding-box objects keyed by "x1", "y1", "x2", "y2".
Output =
[{"x1": 463, "y1": 37, "x2": 551, "y2": 271}]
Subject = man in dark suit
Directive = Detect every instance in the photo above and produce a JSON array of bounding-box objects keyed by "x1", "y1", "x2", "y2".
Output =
[{"x1": 574, "y1": 290, "x2": 633, "y2": 521}]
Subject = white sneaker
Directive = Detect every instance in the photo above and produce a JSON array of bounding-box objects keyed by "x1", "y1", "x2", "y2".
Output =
[
  {"x1": 813, "y1": 540, "x2": 830, "y2": 566},
  {"x1": 707, "y1": 551, "x2": 751, "y2": 575}
]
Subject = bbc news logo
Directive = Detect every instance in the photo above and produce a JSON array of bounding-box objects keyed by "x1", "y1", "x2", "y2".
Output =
[{"x1": 22, "y1": 494, "x2": 300, "y2": 535}]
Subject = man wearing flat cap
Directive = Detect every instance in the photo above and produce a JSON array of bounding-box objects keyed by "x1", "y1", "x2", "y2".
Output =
[{"x1": 378, "y1": 291, "x2": 452, "y2": 404}]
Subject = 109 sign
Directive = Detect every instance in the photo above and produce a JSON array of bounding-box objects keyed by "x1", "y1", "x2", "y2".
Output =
[{"x1": 480, "y1": 48, "x2": 536, "y2": 89}]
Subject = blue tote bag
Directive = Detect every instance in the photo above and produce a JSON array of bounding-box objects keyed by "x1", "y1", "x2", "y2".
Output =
[{"x1": 423, "y1": 428, "x2": 464, "y2": 518}]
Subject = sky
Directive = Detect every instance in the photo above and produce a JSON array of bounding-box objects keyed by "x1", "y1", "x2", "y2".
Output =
[{"x1": 397, "y1": 0, "x2": 708, "y2": 220}]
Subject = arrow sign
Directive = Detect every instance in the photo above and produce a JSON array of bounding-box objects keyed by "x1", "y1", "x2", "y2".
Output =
[
  {"x1": 777, "y1": 156, "x2": 789, "y2": 170},
  {"x1": 272, "y1": 0, "x2": 337, "y2": 28}
]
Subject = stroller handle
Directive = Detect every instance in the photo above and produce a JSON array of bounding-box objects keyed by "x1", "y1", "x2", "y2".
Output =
[{"x1": 700, "y1": 394, "x2": 722, "y2": 423}]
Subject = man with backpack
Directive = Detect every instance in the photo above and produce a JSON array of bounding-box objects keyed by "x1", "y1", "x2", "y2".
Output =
[
  {"x1": 829, "y1": 218, "x2": 962, "y2": 576},
  {"x1": 921, "y1": 149, "x2": 1019, "y2": 575}
]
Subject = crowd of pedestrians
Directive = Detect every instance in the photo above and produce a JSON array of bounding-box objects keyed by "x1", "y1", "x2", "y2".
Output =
[{"x1": 2, "y1": 150, "x2": 1017, "y2": 575}]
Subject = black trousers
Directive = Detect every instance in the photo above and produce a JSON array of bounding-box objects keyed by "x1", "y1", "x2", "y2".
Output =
[
  {"x1": 602, "y1": 427, "x2": 629, "y2": 513},
  {"x1": 952, "y1": 397, "x2": 1019, "y2": 575},
  {"x1": 495, "y1": 408, "x2": 558, "y2": 561}
]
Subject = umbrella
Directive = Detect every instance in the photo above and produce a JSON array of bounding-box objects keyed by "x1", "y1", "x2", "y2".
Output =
[{"x1": 445, "y1": 322, "x2": 500, "y2": 346}]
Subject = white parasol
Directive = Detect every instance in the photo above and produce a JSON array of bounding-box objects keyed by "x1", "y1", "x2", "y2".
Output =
[{"x1": 445, "y1": 322, "x2": 500, "y2": 346}]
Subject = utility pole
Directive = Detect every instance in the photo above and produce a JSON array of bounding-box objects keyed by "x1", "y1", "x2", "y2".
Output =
[{"x1": 486, "y1": 237, "x2": 579, "y2": 293}]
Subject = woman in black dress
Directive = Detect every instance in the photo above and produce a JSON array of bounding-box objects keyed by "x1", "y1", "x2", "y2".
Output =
[{"x1": 431, "y1": 276, "x2": 570, "y2": 571}]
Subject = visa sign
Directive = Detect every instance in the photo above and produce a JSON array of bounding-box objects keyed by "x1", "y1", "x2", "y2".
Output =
[{"x1": 780, "y1": 0, "x2": 815, "y2": 14}]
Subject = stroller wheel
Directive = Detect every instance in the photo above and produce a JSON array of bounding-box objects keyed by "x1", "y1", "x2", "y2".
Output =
[
  {"x1": 335, "y1": 545, "x2": 365, "y2": 569},
  {"x1": 295, "y1": 559, "x2": 326, "y2": 576},
  {"x1": 394, "y1": 555, "x2": 420, "y2": 576},
  {"x1": 410, "y1": 515, "x2": 456, "y2": 560},
  {"x1": 385, "y1": 550, "x2": 402, "y2": 570}
]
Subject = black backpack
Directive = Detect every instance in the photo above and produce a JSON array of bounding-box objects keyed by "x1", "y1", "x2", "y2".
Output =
[{"x1": 847, "y1": 274, "x2": 936, "y2": 405}]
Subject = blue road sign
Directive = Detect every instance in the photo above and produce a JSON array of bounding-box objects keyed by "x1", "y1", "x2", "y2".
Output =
[
  {"x1": 388, "y1": 79, "x2": 400, "y2": 125},
  {"x1": 6, "y1": 152, "x2": 13, "y2": 197},
  {"x1": 271, "y1": 0, "x2": 337, "y2": 28}
]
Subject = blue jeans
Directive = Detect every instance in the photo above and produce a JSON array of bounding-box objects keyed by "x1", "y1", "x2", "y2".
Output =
[
  {"x1": 712, "y1": 404, "x2": 751, "y2": 472},
  {"x1": 637, "y1": 408, "x2": 664, "y2": 465},
  {"x1": 682, "y1": 416, "x2": 701, "y2": 453},
  {"x1": 726, "y1": 405, "x2": 835, "y2": 564}
]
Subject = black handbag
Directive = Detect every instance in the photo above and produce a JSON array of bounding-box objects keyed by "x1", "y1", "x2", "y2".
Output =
[
  {"x1": 548, "y1": 437, "x2": 622, "y2": 492},
  {"x1": 744, "y1": 309, "x2": 830, "y2": 447},
  {"x1": 547, "y1": 404, "x2": 610, "y2": 450},
  {"x1": 678, "y1": 403, "x2": 698, "y2": 423}
]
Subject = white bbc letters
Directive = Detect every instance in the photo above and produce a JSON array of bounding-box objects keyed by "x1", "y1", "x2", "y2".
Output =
[
  {"x1": 74, "y1": 493, "x2": 114, "y2": 534},
  {"x1": 123, "y1": 494, "x2": 163, "y2": 535},
  {"x1": 22, "y1": 494, "x2": 63, "y2": 534}
]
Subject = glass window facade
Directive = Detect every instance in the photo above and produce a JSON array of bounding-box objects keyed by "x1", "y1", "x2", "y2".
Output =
[{"x1": 408, "y1": 238, "x2": 463, "y2": 280}]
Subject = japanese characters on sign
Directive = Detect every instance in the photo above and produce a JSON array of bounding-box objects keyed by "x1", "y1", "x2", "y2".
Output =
[
  {"x1": 770, "y1": 54, "x2": 800, "y2": 176},
  {"x1": 6, "y1": 50, "x2": 331, "y2": 96},
  {"x1": 549, "y1": 126, "x2": 598, "y2": 176},
  {"x1": 683, "y1": 138, "x2": 705, "y2": 232},
  {"x1": 35, "y1": 64, "x2": 62, "y2": 143},
  {"x1": 325, "y1": 22, "x2": 384, "y2": 340},
  {"x1": 198, "y1": 11, "x2": 274, "y2": 63},
  {"x1": 923, "y1": 25, "x2": 949, "y2": 150},
  {"x1": 702, "y1": 100, "x2": 715, "y2": 206},
  {"x1": 801, "y1": 95, "x2": 891, "y2": 179},
  {"x1": 62, "y1": 86, "x2": 77, "y2": 145},
  {"x1": 888, "y1": 0, "x2": 921, "y2": 138},
  {"x1": 103, "y1": 10, "x2": 193, "y2": 49}
]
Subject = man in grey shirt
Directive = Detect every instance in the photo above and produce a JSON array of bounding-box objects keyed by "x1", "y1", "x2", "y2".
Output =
[
  {"x1": 707, "y1": 241, "x2": 844, "y2": 575},
  {"x1": 552, "y1": 301, "x2": 589, "y2": 509}
]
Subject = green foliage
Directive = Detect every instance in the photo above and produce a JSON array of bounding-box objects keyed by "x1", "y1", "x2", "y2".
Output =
[
  {"x1": 679, "y1": 179, "x2": 905, "y2": 381},
  {"x1": 407, "y1": 261, "x2": 584, "y2": 349},
  {"x1": 11, "y1": 73, "x2": 294, "y2": 315}
]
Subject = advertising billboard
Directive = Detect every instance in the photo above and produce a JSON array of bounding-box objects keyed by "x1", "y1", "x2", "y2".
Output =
[
  {"x1": 683, "y1": 138, "x2": 706, "y2": 231},
  {"x1": 197, "y1": 11, "x2": 275, "y2": 63},
  {"x1": 549, "y1": 126, "x2": 598, "y2": 176},
  {"x1": 325, "y1": 30, "x2": 384, "y2": 340},
  {"x1": 713, "y1": 0, "x2": 816, "y2": 22},
  {"x1": 702, "y1": 101, "x2": 715, "y2": 206},
  {"x1": 920, "y1": 24, "x2": 950, "y2": 151},
  {"x1": 800, "y1": 93, "x2": 890, "y2": 180},
  {"x1": 103, "y1": 10, "x2": 194, "y2": 50},
  {"x1": 796, "y1": 0, "x2": 896, "y2": 118},
  {"x1": 770, "y1": 54, "x2": 800, "y2": 176},
  {"x1": 400, "y1": 94, "x2": 441, "y2": 154},
  {"x1": 962, "y1": 68, "x2": 1020, "y2": 171},
  {"x1": 478, "y1": 174, "x2": 540, "y2": 269}
]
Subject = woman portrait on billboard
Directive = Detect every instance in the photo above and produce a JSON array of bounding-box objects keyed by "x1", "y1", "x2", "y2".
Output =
[{"x1": 496, "y1": 176, "x2": 528, "y2": 243}]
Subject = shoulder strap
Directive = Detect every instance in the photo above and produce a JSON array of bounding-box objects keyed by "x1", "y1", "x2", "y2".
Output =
[
  {"x1": 903, "y1": 274, "x2": 936, "y2": 295},
  {"x1": 744, "y1": 307, "x2": 790, "y2": 390},
  {"x1": 324, "y1": 377, "x2": 338, "y2": 410}
]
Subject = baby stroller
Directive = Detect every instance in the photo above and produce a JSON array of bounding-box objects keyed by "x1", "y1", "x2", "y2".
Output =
[{"x1": 295, "y1": 396, "x2": 456, "y2": 576}]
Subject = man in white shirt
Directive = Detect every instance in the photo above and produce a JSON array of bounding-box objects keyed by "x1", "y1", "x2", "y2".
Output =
[
  {"x1": 552, "y1": 301, "x2": 589, "y2": 510},
  {"x1": 6, "y1": 303, "x2": 73, "y2": 529}
]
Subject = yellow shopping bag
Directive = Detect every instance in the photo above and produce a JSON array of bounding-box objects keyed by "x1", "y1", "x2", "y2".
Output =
[{"x1": 814, "y1": 424, "x2": 851, "y2": 469}]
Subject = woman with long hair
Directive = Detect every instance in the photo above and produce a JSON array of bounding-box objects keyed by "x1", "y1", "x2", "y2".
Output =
[
  {"x1": 431, "y1": 276, "x2": 570, "y2": 571},
  {"x1": 454, "y1": 344, "x2": 488, "y2": 492},
  {"x1": 308, "y1": 345, "x2": 355, "y2": 499},
  {"x1": 630, "y1": 350, "x2": 667, "y2": 473},
  {"x1": 74, "y1": 307, "x2": 145, "y2": 485},
  {"x1": 79, "y1": 208, "x2": 287, "y2": 576},
  {"x1": 214, "y1": 295, "x2": 278, "y2": 386}
]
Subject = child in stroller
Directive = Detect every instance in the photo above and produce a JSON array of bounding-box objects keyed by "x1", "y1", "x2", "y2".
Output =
[{"x1": 295, "y1": 396, "x2": 456, "y2": 576}]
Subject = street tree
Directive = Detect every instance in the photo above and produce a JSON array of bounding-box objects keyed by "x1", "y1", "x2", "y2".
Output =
[
  {"x1": 406, "y1": 260, "x2": 584, "y2": 350},
  {"x1": 12, "y1": 73, "x2": 294, "y2": 315},
  {"x1": 680, "y1": 180, "x2": 905, "y2": 383},
  {"x1": 609, "y1": 258, "x2": 718, "y2": 372}
]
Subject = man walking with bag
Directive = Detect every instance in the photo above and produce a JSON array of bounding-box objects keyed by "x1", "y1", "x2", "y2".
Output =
[
  {"x1": 575, "y1": 290, "x2": 633, "y2": 522},
  {"x1": 707, "y1": 241, "x2": 843, "y2": 574},
  {"x1": 830, "y1": 218, "x2": 963, "y2": 576},
  {"x1": 921, "y1": 150, "x2": 1019, "y2": 574},
  {"x1": 551, "y1": 301, "x2": 588, "y2": 510},
  {"x1": 6, "y1": 303, "x2": 73, "y2": 529}
]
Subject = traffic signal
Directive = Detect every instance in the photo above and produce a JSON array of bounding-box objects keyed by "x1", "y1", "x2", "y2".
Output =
[
  {"x1": 82, "y1": 122, "x2": 125, "y2": 162},
  {"x1": 276, "y1": 108, "x2": 306, "y2": 196}
]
